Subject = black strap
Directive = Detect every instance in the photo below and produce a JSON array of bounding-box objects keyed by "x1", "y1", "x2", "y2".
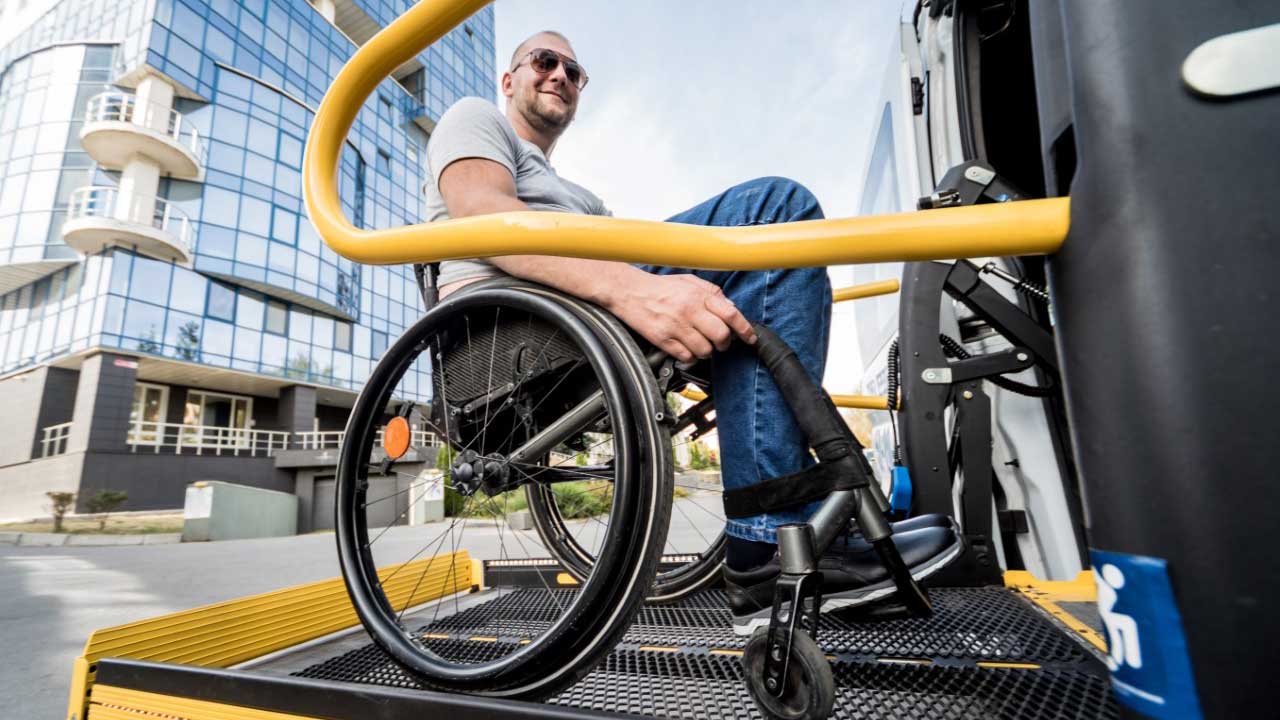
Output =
[{"x1": 722, "y1": 443, "x2": 871, "y2": 519}]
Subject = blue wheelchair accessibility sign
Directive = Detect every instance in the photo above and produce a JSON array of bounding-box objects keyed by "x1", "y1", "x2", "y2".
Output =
[{"x1": 1090, "y1": 549, "x2": 1204, "y2": 720}]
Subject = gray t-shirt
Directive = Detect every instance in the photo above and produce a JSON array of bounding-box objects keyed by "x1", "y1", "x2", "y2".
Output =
[{"x1": 424, "y1": 97, "x2": 610, "y2": 286}]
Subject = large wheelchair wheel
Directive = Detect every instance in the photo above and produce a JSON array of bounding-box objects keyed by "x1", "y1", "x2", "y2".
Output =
[
  {"x1": 335, "y1": 285, "x2": 672, "y2": 698},
  {"x1": 518, "y1": 290, "x2": 727, "y2": 602}
]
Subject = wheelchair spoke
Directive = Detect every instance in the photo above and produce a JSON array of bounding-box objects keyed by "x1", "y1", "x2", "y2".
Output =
[
  {"x1": 489, "y1": 356, "x2": 587, "y2": 454},
  {"x1": 362, "y1": 465, "x2": 453, "y2": 509},
  {"x1": 475, "y1": 491, "x2": 565, "y2": 614},
  {"x1": 462, "y1": 326, "x2": 567, "y2": 455},
  {"x1": 672, "y1": 498, "x2": 713, "y2": 548},
  {"x1": 478, "y1": 307, "x2": 500, "y2": 456}
]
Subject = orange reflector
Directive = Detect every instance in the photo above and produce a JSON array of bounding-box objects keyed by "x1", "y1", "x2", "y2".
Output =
[{"x1": 382, "y1": 416, "x2": 411, "y2": 459}]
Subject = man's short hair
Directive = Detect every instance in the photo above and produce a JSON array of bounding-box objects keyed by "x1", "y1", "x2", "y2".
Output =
[{"x1": 510, "y1": 30, "x2": 573, "y2": 70}]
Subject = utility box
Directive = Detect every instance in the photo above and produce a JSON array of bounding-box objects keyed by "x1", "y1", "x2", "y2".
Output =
[
  {"x1": 182, "y1": 481, "x2": 298, "y2": 542},
  {"x1": 408, "y1": 469, "x2": 446, "y2": 525}
]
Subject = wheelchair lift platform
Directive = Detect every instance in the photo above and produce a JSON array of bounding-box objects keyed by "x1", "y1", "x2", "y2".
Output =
[{"x1": 71, "y1": 557, "x2": 1116, "y2": 720}]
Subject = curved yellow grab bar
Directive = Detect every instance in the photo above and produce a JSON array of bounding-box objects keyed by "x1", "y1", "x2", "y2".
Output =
[
  {"x1": 303, "y1": 0, "x2": 1069, "y2": 269},
  {"x1": 833, "y1": 279, "x2": 900, "y2": 303}
]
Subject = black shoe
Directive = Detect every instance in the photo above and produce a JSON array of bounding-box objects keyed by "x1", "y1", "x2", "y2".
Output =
[{"x1": 723, "y1": 524, "x2": 965, "y2": 635}]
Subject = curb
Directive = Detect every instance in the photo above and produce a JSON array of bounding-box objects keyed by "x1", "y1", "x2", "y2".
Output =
[{"x1": 2, "y1": 532, "x2": 182, "y2": 547}]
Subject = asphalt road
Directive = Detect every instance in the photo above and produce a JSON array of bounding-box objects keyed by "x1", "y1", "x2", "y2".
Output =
[{"x1": 0, "y1": 493, "x2": 724, "y2": 719}]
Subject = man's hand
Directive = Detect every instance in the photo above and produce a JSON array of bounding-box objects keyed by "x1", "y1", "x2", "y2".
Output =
[
  {"x1": 605, "y1": 272, "x2": 757, "y2": 363},
  {"x1": 437, "y1": 158, "x2": 755, "y2": 362}
]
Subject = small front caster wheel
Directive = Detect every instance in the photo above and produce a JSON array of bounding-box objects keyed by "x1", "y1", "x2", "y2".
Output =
[{"x1": 743, "y1": 627, "x2": 835, "y2": 720}]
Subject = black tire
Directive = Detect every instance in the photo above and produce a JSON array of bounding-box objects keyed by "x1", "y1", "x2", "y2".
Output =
[
  {"x1": 743, "y1": 627, "x2": 836, "y2": 720},
  {"x1": 335, "y1": 286, "x2": 671, "y2": 699},
  {"x1": 519, "y1": 290, "x2": 725, "y2": 602}
]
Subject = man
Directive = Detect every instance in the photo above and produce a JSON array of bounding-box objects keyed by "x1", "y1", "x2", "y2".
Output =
[{"x1": 425, "y1": 31, "x2": 960, "y2": 632}]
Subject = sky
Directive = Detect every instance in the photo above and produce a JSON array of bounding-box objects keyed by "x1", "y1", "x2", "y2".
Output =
[
  {"x1": 493, "y1": 1, "x2": 901, "y2": 221},
  {"x1": 493, "y1": 0, "x2": 907, "y2": 388}
]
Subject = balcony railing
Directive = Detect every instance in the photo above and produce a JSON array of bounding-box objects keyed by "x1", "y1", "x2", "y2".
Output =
[
  {"x1": 41, "y1": 422, "x2": 73, "y2": 458},
  {"x1": 113, "y1": 423, "x2": 440, "y2": 458},
  {"x1": 84, "y1": 91, "x2": 204, "y2": 165},
  {"x1": 65, "y1": 186, "x2": 193, "y2": 258},
  {"x1": 127, "y1": 421, "x2": 292, "y2": 457},
  {"x1": 294, "y1": 428, "x2": 439, "y2": 451}
]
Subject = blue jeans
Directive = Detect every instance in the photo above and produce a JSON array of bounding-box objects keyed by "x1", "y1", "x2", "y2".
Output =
[{"x1": 640, "y1": 176, "x2": 832, "y2": 543}]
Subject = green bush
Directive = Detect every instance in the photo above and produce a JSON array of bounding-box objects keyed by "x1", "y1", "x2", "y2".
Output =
[
  {"x1": 45, "y1": 491, "x2": 75, "y2": 533},
  {"x1": 689, "y1": 442, "x2": 710, "y2": 470},
  {"x1": 551, "y1": 481, "x2": 612, "y2": 519},
  {"x1": 85, "y1": 490, "x2": 129, "y2": 530}
]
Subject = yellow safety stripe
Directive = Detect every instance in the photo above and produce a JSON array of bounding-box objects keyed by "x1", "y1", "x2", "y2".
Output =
[{"x1": 1005, "y1": 570, "x2": 1107, "y2": 652}]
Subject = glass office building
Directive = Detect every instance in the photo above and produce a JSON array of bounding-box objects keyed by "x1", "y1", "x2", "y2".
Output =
[{"x1": 0, "y1": 0, "x2": 494, "y2": 524}]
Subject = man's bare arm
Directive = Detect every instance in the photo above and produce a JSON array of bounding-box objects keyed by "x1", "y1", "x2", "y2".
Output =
[{"x1": 438, "y1": 158, "x2": 756, "y2": 361}]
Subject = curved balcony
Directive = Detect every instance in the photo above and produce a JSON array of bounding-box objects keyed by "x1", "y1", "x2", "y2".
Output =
[
  {"x1": 79, "y1": 92, "x2": 203, "y2": 179},
  {"x1": 62, "y1": 186, "x2": 193, "y2": 263}
]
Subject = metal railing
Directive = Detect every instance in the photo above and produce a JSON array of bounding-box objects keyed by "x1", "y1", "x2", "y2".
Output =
[
  {"x1": 119, "y1": 424, "x2": 439, "y2": 458},
  {"x1": 293, "y1": 428, "x2": 439, "y2": 451},
  {"x1": 84, "y1": 91, "x2": 204, "y2": 163},
  {"x1": 67, "y1": 186, "x2": 193, "y2": 255},
  {"x1": 41, "y1": 422, "x2": 73, "y2": 458},
  {"x1": 127, "y1": 421, "x2": 292, "y2": 457}
]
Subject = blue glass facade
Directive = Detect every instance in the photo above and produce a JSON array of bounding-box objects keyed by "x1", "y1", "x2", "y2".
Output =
[{"x1": 0, "y1": 0, "x2": 496, "y2": 397}]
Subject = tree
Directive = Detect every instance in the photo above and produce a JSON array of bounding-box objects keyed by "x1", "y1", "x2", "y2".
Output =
[
  {"x1": 45, "y1": 491, "x2": 75, "y2": 533},
  {"x1": 286, "y1": 352, "x2": 313, "y2": 380},
  {"x1": 137, "y1": 329, "x2": 162, "y2": 354},
  {"x1": 85, "y1": 490, "x2": 129, "y2": 531},
  {"x1": 175, "y1": 321, "x2": 201, "y2": 362}
]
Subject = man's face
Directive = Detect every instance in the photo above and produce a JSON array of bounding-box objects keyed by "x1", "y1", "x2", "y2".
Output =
[{"x1": 503, "y1": 34, "x2": 580, "y2": 135}]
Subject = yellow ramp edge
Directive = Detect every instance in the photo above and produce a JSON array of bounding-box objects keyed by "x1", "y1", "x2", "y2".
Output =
[
  {"x1": 1005, "y1": 570, "x2": 1106, "y2": 652},
  {"x1": 69, "y1": 552, "x2": 470, "y2": 720},
  {"x1": 91, "y1": 685, "x2": 316, "y2": 720}
]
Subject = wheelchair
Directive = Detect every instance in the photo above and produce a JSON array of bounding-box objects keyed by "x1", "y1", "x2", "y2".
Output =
[{"x1": 333, "y1": 274, "x2": 945, "y2": 718}]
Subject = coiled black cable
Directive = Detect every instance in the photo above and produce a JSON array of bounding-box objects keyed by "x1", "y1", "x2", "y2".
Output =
[{"x1": 887, "y1": 339, "x2": 902, "y2": 464}]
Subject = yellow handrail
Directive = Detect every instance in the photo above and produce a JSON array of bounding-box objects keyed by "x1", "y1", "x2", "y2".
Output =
[
  {"x1": 680, "y1": 387, "x2": 897, "y2": 411},
  {"x1": 833, "y1": 278, "x2": 900, "y2": 303},
  {"x1": 303, "y1": 0, "x2": 1068, "y2": 269}
]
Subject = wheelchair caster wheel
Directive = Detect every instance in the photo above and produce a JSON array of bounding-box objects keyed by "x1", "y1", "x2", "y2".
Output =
[{"x1": 743, "y1": 627, "x2": 835, "y2": 720}]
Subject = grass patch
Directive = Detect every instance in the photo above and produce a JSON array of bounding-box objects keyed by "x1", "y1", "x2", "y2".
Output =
[{"x1": 0, "y1": 513, "x2": 184, "y2": 535}]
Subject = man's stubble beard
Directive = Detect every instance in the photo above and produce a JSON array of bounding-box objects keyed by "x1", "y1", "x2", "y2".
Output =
[{"x1": 520, "y1": 92, "x2": 574, "y2": 136}]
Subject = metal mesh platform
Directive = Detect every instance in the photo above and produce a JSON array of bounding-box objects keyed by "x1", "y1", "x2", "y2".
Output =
[{"x1": 292, "y1": 585, "x2": 1116, "y2": 719}]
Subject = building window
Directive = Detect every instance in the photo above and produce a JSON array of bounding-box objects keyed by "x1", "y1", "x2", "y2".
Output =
[
  {"x1": 183, "y1": 390, "x2": 253, "y2": 449},
  {"x1": 334, "y1": 321, "x2": 351, "y2": 352},
  {"x1": 265, "y1": 299, "x2": 288, "y2": 335},
  {"x1": 128, "y1": 382, "x2": 170, "y2": 445},
  {"x1": 375, "y1": 149, "x2": 391, "y2": 177},
  {"x1": 207, "y1": 281, "x2": 236, "y2": 321}
]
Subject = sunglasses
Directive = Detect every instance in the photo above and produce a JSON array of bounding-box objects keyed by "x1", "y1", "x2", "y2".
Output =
[{"x1": 511, "y1": 48, "x2": 589, "y2": 91}]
